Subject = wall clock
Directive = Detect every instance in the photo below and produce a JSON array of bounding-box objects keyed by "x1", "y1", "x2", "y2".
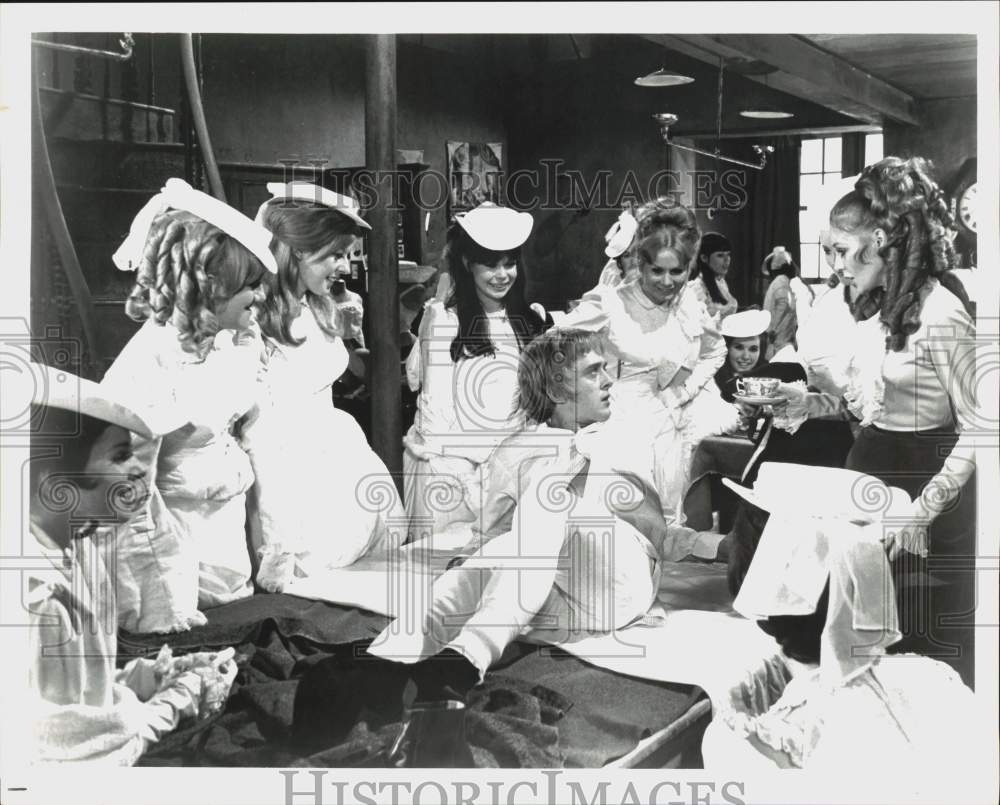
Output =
[{"x1": 951, "y1": 158, "x2": 977, "y2": 243}]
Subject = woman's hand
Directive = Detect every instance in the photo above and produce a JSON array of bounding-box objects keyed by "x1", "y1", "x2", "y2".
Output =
[{"x1": 879, "y1": 500, "x2": 932, "y2": 561}]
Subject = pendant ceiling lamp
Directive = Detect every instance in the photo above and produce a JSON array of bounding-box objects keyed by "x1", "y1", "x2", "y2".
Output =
[
  {"x1": 635, "y1": 43, "x2": 693, "y2": 87},
  {"x1": 739, "y1": 72, "x2": 794, "y2": 119},
  {"x1": 635, "y1": 67, "x2": 694, "y2": 87}
]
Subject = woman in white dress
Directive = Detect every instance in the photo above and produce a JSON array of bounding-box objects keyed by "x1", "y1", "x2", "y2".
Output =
[
  {"x1": 101, "y1": 179, "x2": 277, "y2": 632},
  {"x1": 560, "y1": 199, "x2": 735, "y2": 528},
  {"x1": 246, "y1": 182, "x2": 403, "y2": 592},
  {"x1": 404, "y1": 202, "x2": 547, "y2": 538}
]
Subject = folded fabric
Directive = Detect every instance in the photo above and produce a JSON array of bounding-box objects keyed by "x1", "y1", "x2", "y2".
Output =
[{"x1": 723, "y1": 462, "x2": 912, "y2": 524}]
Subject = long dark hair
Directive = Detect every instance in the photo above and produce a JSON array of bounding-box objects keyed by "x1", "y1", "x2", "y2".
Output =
[
  {"x1": 693, "y1": 232, "x2": 731, "y2": 305},
  {"x1": 830, "y1": 156, "x2": 973, "y2": 352},
  {"x1": 444, "y1": 224, "x2": 544, "y2": 363}
]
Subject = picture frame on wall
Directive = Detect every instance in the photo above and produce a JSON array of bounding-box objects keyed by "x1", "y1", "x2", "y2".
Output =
[{"x1": 447, "y1": 140, "x2": 503, "y2": 218}]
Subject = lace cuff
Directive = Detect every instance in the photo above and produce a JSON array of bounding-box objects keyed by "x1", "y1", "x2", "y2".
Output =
[
  {"x1": 844, "y1": 370, "x2": 885, "y2": 427},
  {"x1": 772, "y1": 383, "x2": 844, "y2": 435},
  {"x1": 771, "y1": 381, "x2": 809, "y2": 434}
]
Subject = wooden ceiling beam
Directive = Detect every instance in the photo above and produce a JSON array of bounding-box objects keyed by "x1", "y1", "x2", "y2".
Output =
[{"x1": 645, "y1": 34, "x2": 921, "y2": 127}]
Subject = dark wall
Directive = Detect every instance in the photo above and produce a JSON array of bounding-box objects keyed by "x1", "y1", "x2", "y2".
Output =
[
  {"x1": 199, "y1": 35, "x2": 506, "y2": 266},
  {"x1": 883, "y1": 96, "x2": 977, "y2": 189},
  {"x1": 501, "y1": 36, "x2": 854, "y2": 310}
]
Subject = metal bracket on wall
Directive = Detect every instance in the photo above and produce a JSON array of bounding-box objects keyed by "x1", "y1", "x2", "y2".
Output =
[{"x1": 653, "y1": 113, "x2": 775, "y2": 170}]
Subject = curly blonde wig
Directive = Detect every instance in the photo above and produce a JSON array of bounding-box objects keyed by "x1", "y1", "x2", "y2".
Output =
[{"x1": 125, "y1": 209, "x2": 266, "y2": 357}]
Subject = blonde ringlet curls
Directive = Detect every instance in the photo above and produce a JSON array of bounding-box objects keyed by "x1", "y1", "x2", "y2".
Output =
[{"x1": 125, "y1": 209, "x2": 266, "y2": 357}]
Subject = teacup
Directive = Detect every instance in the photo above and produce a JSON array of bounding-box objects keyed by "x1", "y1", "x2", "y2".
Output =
[{"x1": 736, "y1": 376, "x2": 781, "y2": 398}]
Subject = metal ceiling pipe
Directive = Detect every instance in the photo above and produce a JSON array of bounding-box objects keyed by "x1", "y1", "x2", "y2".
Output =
[
  {"x1": 180, "y1": 34, "x2": 225, "y2": 202},
  {"x1": 364, "y1": 34, "x2": 402, "y2": 489}
]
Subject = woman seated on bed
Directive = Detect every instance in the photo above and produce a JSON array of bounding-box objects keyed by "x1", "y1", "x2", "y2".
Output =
[
  {"x1": 101, "y1": 179, "x2": 277, "y2": 631},
  {"x1": 702, "y1": 502, "x2": 987, "y2": 784},
  {"x1": 245, "y1": 182, "x2": 402, "y2": 593},
  {"x1": 21, "y1": 365, "x2": 236, "y2": 765}
]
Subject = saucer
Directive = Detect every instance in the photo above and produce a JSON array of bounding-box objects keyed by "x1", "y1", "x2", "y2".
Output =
[{"x1": 734, "y1": 392, "x2": 787, "y2": 406}]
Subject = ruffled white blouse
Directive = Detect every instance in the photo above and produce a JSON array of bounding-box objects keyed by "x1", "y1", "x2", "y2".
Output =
[{"x1": 406, "y1": 300, "x2": 526, "y2": 465}]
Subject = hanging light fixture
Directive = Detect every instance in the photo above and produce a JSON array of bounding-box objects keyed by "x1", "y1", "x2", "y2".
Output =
[
  {"x1": 635, "y1": 42, "x2": 694, "y2": 86},
  {"x1": 653, "y1": 113, "x2": 774, "y2": 170},
  {"x1": 652, "y1": 59, "x2": 774, "y2": 171},
  {"x1": 635, "y1": 67, "x2": 694, "y2": 87},
  {"x1": 739, "y1": 72, "x2": 794, "y2": 119}
]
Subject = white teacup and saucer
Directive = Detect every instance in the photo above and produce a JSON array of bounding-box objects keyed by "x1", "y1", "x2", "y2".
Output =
[{"x1": 733, "y1": 376, "x2": 786, "y2": 406}]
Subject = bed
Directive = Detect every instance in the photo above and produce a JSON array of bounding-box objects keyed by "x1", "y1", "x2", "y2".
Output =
[{"x1": 118, "y1": 565, "x2": 734, "y2": 769}]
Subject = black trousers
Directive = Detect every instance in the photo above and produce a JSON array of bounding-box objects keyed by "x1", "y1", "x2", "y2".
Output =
[{"x1": 847, "y1": 425, "x2": 977, "y2": 688}]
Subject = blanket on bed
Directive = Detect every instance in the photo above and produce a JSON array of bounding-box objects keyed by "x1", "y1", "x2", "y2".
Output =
[
  {"x1": 121, "y1": 596, "x2": 570, "y2": 768},
  {"x1": 281, "y1": 550, "x2": 783, "y2": 710}
]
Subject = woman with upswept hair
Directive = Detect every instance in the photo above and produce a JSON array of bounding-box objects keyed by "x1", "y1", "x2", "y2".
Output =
[
  {"x1": 403, "y1": 202, "x2": 547, "y2": 537},
  {"x1": 101, "y1": 178, "x2": 275, "y2": 632},
  {"x1": 739, "y1": 157, "x2": 978, "y2": 685},
  {"x1": 242, "y1": 183, "x2": 403, "y2": 592}
]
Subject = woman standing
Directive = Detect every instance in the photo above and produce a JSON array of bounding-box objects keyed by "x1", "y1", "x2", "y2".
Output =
[
  {"x1": 245, "y1": 183, "x2": 403, "y2": 592},
  {"x1": 404, "y1": 202, "x2": 546, "y2": 537},
  {"x1": 764, "y1": 157, "x2": 977, "y2": 684},
  {"x1": 101, "y1": 178, "x2": 276, "y2": 632},
  {"x1": 560, "y1": 199, "x2": 732, "y2": 532},
  {"x1": 761, "y1": 246, "x2": 813, "y2": 358},
  {"x1": 690, "y1": 232, "x2": 739, "y2": 323}
]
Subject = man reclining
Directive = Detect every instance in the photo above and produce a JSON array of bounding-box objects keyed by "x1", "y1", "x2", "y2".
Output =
[{"x1": 294, "y1": 329, "x2": 706, "y2": 745}]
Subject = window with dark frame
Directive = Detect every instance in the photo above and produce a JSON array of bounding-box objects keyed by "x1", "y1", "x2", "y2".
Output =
[{"x1": 798, "y1": 133, "x2": 883, "y2": 282}]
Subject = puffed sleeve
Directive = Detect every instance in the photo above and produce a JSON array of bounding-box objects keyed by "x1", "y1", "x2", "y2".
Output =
[
  {"x1": 556, "y1": 285, "x2": 612, "y2": 332},
  {"x1": 31, "y1": 675, "x2": 201, "y2": 765},
  {"x1": 405, "y1": 299, "x2": 441, "y2": 392},
  {"x1": 667, "y1": 301, "x2": 727, "y2": 406},
  {"x1": 26, "y1": 579, "x2": 202, "y2": 765}
]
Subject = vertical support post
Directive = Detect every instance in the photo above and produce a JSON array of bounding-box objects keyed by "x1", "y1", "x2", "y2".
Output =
[{"x1": 365, "y1": 34, "x2": 402, "y2": 489}]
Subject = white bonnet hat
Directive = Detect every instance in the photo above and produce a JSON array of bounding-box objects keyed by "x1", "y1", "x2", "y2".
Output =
[
  {"x1": 604, "y1": 209, "x2": 639, "y2": 258},
  {"x1": 254, "y1": 182, "x2": 371, "y2": 231},
  {"x1": 720, "y1": 309, "x2": 771, "y2": 339},
  {"x1": 29, "y1": 362, "x2": 171, "y2": 440},
  {"x1": 455, "y1": 202, "x2": 533, "y2": 251},
  {"x1": 112, "y1": 178, "x2": 278, "y2": 275}
]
